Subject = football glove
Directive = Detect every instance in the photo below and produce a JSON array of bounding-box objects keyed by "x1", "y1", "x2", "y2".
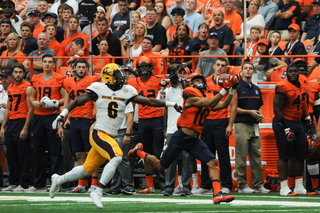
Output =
[
  {"x1": 52, "y1": 109, "x2": 69, "y2": 129},
  {"x1": 40, "y1": 96, "x2": 59, "y2": 109},
  {"x1": 284, "y1": 128, "x2": 296, "y2": 142},
  {"x1": 305, "y1": 116, "x2": 316, "y2": 137}
]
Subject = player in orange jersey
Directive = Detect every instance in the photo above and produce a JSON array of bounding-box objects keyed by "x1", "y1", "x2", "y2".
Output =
[
  {"x1": 128, "y1": 72, "x2": 240, "y2": 204},
  {"x1": 128, "y1": 55, "x2": 166, "y2": 193},
  {"x1": 25, "y1": 54, "x2": 67, "y2": 193},
  {"x1": 273, "y1": 63, "x2": 313, "y2": 196},
  {"x1": 59, "y1": 59, "x2": 100, "y2": 193},
  {"x1": 0, "y1": 63, "x2": 33, "y2": 192}
]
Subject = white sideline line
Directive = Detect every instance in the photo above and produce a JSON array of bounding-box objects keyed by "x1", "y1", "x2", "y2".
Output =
[{"x1": 1, "y1": 196, "x2": 320, "y2": 207}]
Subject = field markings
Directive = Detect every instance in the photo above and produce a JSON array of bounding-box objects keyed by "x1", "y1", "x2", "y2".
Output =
[{"x1": 1, "y1": 196, "x2": 320, "y2": 207}]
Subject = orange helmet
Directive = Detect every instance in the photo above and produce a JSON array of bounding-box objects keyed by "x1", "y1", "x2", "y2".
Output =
[
  {"x1": 136, "y1": 56, "x2": 154, "y2": 76},
  {"x1": 290, "y1": 58, "x2": 308, "y2": 75},
  {"x1": 187, "y1": 73, "x2": 207, "y2": 92}
]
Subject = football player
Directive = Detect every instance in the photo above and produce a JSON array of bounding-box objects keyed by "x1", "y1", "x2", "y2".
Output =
[
  {"x1": 128, "y1": 72, "x2": 240, "y2": 204},
  {"x1": 49, "y1": 63, "x2": 182, "y2": 208}
]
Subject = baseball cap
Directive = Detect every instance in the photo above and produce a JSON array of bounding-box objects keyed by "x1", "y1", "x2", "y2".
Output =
[
  {"x1": 312, "y1": 0, "x2": 320, "y2": 4},
  {"x1": 2, "y1": 0, "x2": 15, "y2": 7},
  {"x1": 28, "y1": 10, "x2": 41, "y2": 17},
  {"x1": 0, "y1": 69, "x2": 12, "y2": 77},
  {"x1": 44, "y1": 12, "x2": 57, "y2": 20},
  {"x1": 208, "y1": 32, "x2": 219, "y2": 39},
  {"x1": 0, "y1": 18, "x2": 12, "y2": 26},
  {"x1": 288, "y1": 23, "x2": 300, "y2": 31},
  {"x1": 257, "y1": 39, "x2": 269, "y2": 46},
  {"x1": 122, "y1": 66, "x2": 135, "y2": 74},
  {"x1": 171, "y1": 7, "x2": 185, "y2": 16}
]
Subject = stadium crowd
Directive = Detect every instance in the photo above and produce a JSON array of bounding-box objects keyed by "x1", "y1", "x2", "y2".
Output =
[{"x1": 1, "y1": 0, "x2": 320, "y2": 205}]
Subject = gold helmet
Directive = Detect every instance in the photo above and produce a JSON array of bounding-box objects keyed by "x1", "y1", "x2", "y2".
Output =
[{"x1": 100, "y1": 63, "x2": 126, "y2": 89}]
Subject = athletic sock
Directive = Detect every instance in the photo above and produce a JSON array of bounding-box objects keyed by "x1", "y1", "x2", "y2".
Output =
[
  {"x1": 212, "y1": 180, "x2": 220, "y2": 196},
  {"x1": 91, "y1": 176, "x2": 98, "y2": 186},
  {"x1": 146, "y1": 174, "x2": 154, "y2": 188}
]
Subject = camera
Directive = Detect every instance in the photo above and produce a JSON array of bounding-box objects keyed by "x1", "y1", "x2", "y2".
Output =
[{"x1": 167, "y1": 63, "x2": 187, "y2": 86}]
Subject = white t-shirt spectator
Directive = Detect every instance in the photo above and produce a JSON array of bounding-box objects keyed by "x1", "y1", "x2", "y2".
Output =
[{"x1": 240, "y1": 14, "x2": 265, "y2": 36}]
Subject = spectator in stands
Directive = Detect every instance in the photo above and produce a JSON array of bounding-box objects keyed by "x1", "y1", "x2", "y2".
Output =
[
  {"x1": 57, "y1": 16, "x2": 89, "y2": 69},
  {"x1": 14, "y1": 0, "x2": 29, "y2": 14},
  {"x1": 23, "y1": 32, "x2": 56, "y2": 79},
  {"x1": 19, "y1": 0, "x2": 40, "y2": 20},
  {"x1": 194, "y1": 58, "x2": 234, "y2": 195},
  {"x1": 146, "y1": 7, "x2": 167, "y2": 52},
  {"x1": 28, "y1": 10, "x2": 44, "y2": 39},
  {"x1": 0, "y1": 18, "x2": 12, "y2": 55},
  {"x1": 168, "y1": 0, "x2": 186, "y2": 22},
  {"x1": 50, "y1": 0, "x2": 79, "y2": 15},
  {"x1": 258, "y1": 0, "x2": 278, "y2": 31},
  {"x1": 45, "y1": 23, "x2": 61, "y2": 56},
  {"x1": 110, "y1": 0, "x2": 130, "y2": 38},
  {"x1": 2, "y1": 0, "x2": 23, "y2": 37},
  {"x1": 230, "y1": 61, "x2": 270, "y2": 194},
  {"x1": 209, "y1": 9, "x2": 234, "y2": 55},
  {"x1": 121, "y1": 10, "x2": 141, "y2": 44},
  {"x1": 235, "y1": 0, "x2": 265, "y2": 41},
  {"x1": 202, "y1": 0, "x2": 225, "y2": 22},
  {"x1": 37, "y1": 0, "x2": 49, "y2": 21},
  {"x1": 0, "y1": 63, "x2": 32, "y2": 193},
  {"x1": 284, "y1": 23, "x2": 307, "y2": 65},
  {"x1": 274, "y1": 0, "x2": 301, "y2": 41},
  {"x1": 308, "y1": 52, "x2": 320, "y2": 75},
  {"x1": 167, "y1": 23, "x2": 200, "y2": 69},
  {"x1": 57, "y1": 3, "x2": 66, "y2": 27},
  {"x1": 143, "y1": 0, "x2": 155, "y2": 9},
  {"x1": 66, "y1": 38, "x2": 85, "y2": 66},
  {"x1": 194, "y1": 23, "x2": 209, "y2": 52},
  {"x1": 301, "y1": 0, "x2": 314, "y2": 21},
  {"x1": 106, "y1": 0, "x2": 120, "y2": 23},
  {"x1": 92, "y1": 17, "x2": 122, "y2": 65},
  {"x1": 133, "y1": 37, "x2": 162, "y2": 75},
  {"x1": 21, "y1": 22, "x2": 38, "y2": 56},
  {"x1": 221, "y1": 0, "x2": 243, "y2": 38},
  {"x1": 302, "y1": 0, "x2": 320, "y2": 41},
  {"x1": 269, "y1": 30, "x2": 284, "y2": 60},
  {"x1": 82, "y1": 6, "x2": 105, "y2": 39},
  {"x1": 61, "y1": 4, "x2": 74, "y2": 30},
  {"x1": 92, "y1": 40, "x2": 112, "y2": 76},
  {"x1": 43, "y1": 12, "x2": 65, "y2": 43},
  {"x1": 195, "y1": 32, "x2": 227, "y2": 77},
  {"x1": 184, "y1": 0, "x2": 205, "y2": 37},
  {"x1": 167, "y1": 7, "x2": 193, "y2": 43},
  {"x1": 1, "y1": 33, "x2": 25, "y2": 64},
  {"x1": 233, "y1": 0, "x2": 244, "y2": 21},
  {"x1": 252, "y1": 39, "x2": 287, "y2": 82},
  {"x1": 155, "y1": 1, "x2": 172, "y2": 29}
]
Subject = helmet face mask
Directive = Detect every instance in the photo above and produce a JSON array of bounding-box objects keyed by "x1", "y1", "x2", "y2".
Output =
[
  {"x1": 136, "y1": 56, "x2": 154, "y2": 76},
  {"x1": 100, "y1": 63, "x2": 126, "y2": 90},
  {"x1": 187, "y1": 73, "x2": 207, "y2": 92},
  {"x1": 291, "y1": 59, "x2": 308, "y2": 76}
]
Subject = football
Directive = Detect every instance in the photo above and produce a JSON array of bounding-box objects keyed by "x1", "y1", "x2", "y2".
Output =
[{"x1": 215, "y1": 73, "x2": 231, "y2": 87}]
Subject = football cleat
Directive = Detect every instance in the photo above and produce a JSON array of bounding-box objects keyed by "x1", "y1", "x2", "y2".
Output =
[
  {"x1": 138, "y1": 186, "x2": 155, "y2": 194},
  {"x1": 127, "y1": 143, "x2": 143, "y2": 160},
  {"x1": 90, "y1": 189, "x2": 103, "y2": 208},
  {"x1": 213, "y1": 191, "x2": 235, "y2": 204},
  {"x1": 50, "y1": 174, "x2": 62, "y2": 198}
]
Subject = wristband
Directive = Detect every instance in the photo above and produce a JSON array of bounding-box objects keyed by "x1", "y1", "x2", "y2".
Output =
[
  {"x1": 305, "y1": 116, "x2": 311, "y2": 120},
  {"x1": 60, "y1": 108, "x2": 69, "y2": 117},
  {"x1": 165, "y1": 101, "x2": 175, "y2": 107},
  {"x1": 229, "y1": 88, "x2": 236, "y2": 95},
  {"x1": 284, "y1": 128, "x2": 291, "y2": 132},
  {"x1": 125, "y1": 133, "x2": 131, "y2": 137},
  {"x1": 278, "y1": 117, "x2": 289, "y2": 129},
  {"x1": 219, "y1": 88, "x2": 227, "y2": 96}
]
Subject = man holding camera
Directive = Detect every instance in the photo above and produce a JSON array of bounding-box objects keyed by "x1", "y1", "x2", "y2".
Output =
[{"x1": 158, "y1": 64, "x2": 194, "y2": 197}]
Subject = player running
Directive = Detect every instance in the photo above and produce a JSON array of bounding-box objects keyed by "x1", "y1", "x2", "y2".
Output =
[
  {"x1": 49, "y1": 63, "x2": 182, "y2": 208},
  {"x1": 128, "y1": 73, "x2": 240, "y2": 204}
]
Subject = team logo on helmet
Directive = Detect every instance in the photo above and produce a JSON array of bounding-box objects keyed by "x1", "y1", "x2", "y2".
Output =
[{"x1": 100, "y1": 63, "x2": 126, "y2": 89}]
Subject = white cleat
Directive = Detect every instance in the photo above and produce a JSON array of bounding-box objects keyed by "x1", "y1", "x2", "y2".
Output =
[
  {"x1": 50, "y1": 174, "x2": 61, "y2": 199},
  {"x1": 90, "y1": 189, "x2": 103, "y2": 208}
]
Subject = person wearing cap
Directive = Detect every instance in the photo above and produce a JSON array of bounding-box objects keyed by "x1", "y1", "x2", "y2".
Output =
[
  {"x1": 0, "y1": 63, "x2": 32, "y2": 193},
  {"x1": 195, "y1": 31, "x2": 227, "y2": 77},
  {"x1": 110, "y1": 0, "x2": 130, "y2": 38},
  {"x1": 184, "y1": 0, "x2": 205, "y2": 37},
  {"x1": 252, "y1": 39, "x2": 287, "y2": 82},
  {"x1": 274, "y1": 0, "x2": 302, "y2": 41},
  {"x1": 2, "y1": 0, "x2": 23, "y2": 37},
  {"x1": 0, "y1": 18, "x2": 13, "y2": 55},
  {"x1": 158, "y1": 66, "x2": 194, "y2": 197},
  {"x1": 82, "y1": 6, "x2": 105, "y2": 40},
  {"x1": 43, "y1": 12, "x2": 65, "y2": 43},
  {"x1": 283, "y1": 23, "x2": 307, "y2": 65},
  {"x1": 166, "y1": 7, "x2": 193, "y2": 43},
  {"x1": 168, "y1": 0, "x2": 186, "y2": 23},
  {"x1": 28, "y1": 10, "x2": 45, "y2": 39},
  {"x1": 209, "y1": 9, "x2": 234, "y2": 55}
]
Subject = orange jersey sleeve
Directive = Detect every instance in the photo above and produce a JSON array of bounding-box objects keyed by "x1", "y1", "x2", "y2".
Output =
[
  {"x1": 92, "y1": 54, "x2": 113, "y2": 76},
  {"x1": 128, "y1": 75, "x2": 164, "y2": 119},
  {"x1": 177, "y1": 87, "x2": 210, "y2": 134},
  {"x1": 205, "y1": 76, "x2": 228, "y2": 120},
  {"x1": 223, "y1": 11, "x2": 243, "y2": 35},
  {"x1": 63, "y1": 75, "x2": 100, "y2": 119},
  {"x1": 7, "y1": 81, "x2": 31, "y2": 120},
  {"x1": 275, "y1": 75, "x2": 308, "y2": 121},
  {"x1": 31, "y1": 72, "x2": 65, "y2": 115},
  {"x1": 306, "y1": 81, "x2": 320, "y2": 114},
  {"x1": 33, "y1": 25, "x2": 45, "y2": 39}
]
